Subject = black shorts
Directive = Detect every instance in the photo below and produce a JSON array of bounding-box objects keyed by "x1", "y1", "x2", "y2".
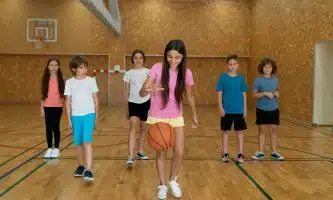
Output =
[
  {"x1": 255, "y1": 108, "x2": 280, "y2": 125},
  {"x1": 220, "y1": 114, "x2": 247, "y2": 131},
  {"x1": 128, "y1": 100, "x2": 150, "y2": 121}
]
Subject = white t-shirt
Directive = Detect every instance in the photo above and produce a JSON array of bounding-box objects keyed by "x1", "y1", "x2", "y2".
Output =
[
  {"x1": 123, "y1": 68, "x2": 150, "y2": 104},
  {"x1": 64, "y1": 76, "x2": 99, "y2": 116}
]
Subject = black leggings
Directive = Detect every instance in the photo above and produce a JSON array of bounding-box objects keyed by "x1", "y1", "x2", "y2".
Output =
[{"x1": 44, "y1": 107, "x2": 63, "y2": 148}]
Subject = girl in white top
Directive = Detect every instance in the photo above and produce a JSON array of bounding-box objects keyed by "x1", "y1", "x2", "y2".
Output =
[{"x1": 123, "y1": 49, "x2": 151, "y2": 167}]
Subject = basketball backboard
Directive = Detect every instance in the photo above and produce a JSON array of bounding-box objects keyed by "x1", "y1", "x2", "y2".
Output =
[{"x1": 26, "y1": 18, "x2": 57, "y2": 43}]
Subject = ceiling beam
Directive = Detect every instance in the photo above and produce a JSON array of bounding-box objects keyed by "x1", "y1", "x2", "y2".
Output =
[{"x1": 79, "y1": 0, "x2": 121, "y2": 36}]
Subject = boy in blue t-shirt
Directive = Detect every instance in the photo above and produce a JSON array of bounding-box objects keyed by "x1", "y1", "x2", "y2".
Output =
[{"x1": 216, "y1": 54, "x2": 247, "y2": 164}]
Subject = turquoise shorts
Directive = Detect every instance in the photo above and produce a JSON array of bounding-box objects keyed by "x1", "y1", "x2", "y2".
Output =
[{"x1": 71, "y1": 113, "x2": 95, "y2": 146}]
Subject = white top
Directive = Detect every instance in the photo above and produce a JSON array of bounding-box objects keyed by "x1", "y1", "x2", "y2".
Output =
[
  {"x1": 123, "y1": 68, "x2": 150, "y2": 104},
  {"x1": 64, "y1": 76, "x2": 99, "y2": 116}
]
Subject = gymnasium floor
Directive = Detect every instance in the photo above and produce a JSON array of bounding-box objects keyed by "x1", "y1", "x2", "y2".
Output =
[{"x1": 0, "y1": 105, "x2": 333, "y2": 200}]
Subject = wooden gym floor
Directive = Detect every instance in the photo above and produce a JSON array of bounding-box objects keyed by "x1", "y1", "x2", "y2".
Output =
[{"x1": 0, "y1": 105, "x2": 333, "y2": 200}]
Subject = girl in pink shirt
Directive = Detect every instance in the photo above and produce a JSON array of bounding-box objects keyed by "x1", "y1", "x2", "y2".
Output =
[
  {"x1": 40, "y1": 59, "x2": 65, "y2": 158},
  {"x1": 140, "y1": 40, "x2": 198, "y2": 199}
]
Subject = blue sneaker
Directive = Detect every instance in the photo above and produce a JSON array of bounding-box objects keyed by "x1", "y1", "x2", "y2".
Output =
[
  {"x1": 83, "y1": 170, "x2": 94, "y2": 182},
  {"x1": 252, "y1": 152, "x2": 265, "y2": 160},
  {"x1": 74, "y1": 165, "x2": 85, "y2": 177}
]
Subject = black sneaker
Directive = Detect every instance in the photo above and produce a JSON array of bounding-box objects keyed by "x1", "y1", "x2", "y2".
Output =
[
  {"x1": 137, "y1": 152, "x2": 148, "y2": 160},
  {"x1": 271, "y1": 152, "x2": 284, "y2": 161},
  {"x1": 83, "y1": 170, "x2": 94, "y2": 182},
  {"x1": 221, "y1": 153, "x2": 229, "y2": 162},
  {"x1": 74, "y1": 165, "x2": 85, "y2": 177},
  {"x1": 236, "y1": 153, "x2": 244, "y2": 164}
]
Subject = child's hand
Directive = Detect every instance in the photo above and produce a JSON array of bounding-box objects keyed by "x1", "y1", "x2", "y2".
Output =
[
  {"x1": 219, "y1": 107, "x2": 225, "y2": 117},
  {"x1": 40, "y1": 109, "x2": 45, "y2": 117},
  {"x1": 192, "y1": 116, "x2": 199, "y2": 128},
  {"x1": 94, "y1": 117, "x2": 99, "y2": 131},
  {"x1": 68, "y1": 121, "x2": 73, "y2": 133},
  {"x1": 273, "y1": 91, "x2": 279, "y2": 98},
  {"x1": 243, "y1": 110, "x2": 247, "y2": 119},
  {"x1": 266, "y1": 92, "x2": 275, "y2": 99},
  {"x1": 144, "y1": 84, "x2": 164, "y2": 92}
]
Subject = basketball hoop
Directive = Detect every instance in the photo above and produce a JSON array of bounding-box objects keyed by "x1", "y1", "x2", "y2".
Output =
[{"x1": 32, "y1": 36, "x2": 45, "y2": 49}]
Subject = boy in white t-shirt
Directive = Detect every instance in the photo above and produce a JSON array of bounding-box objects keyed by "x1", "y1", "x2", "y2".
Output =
[
  {"x1": 123, "y1": 49, "x2": 150, "y2": 167},
  {"x1": 64, "y1": 55, "x2": 99, "y2": 182}
]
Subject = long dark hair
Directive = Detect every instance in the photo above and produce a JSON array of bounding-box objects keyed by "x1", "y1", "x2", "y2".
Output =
[
  {"x1": 41, "y1": 59, "x2": 65, "y2": 100},
  {"x1": 161, "y1": 39, "x2": 187, "y2": 108}
]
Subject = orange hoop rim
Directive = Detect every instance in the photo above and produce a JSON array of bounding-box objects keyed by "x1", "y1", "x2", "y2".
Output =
[{"x1": 31, "y1": 36, "x2": 46, "y2": 49}]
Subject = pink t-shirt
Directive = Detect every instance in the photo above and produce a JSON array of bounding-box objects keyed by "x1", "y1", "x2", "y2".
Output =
[
  {"x1": 44, "y1": 78, "x2": 63, "y2": 107},
  {"x1": 148, "y1": 63, "x2": 194, "y2": 118}
]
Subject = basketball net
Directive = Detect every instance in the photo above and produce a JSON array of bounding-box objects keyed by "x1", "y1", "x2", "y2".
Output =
[{"x1": 32, "y1": 36, "x2": 45, "y2": 49}]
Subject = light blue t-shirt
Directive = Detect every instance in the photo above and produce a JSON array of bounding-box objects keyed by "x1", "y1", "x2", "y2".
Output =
[
  {"x1": 253, "y1": 76, "x2": 279, "y2": 111},
  {"x1": 216, "y1": 73, "x2": 247, "y2": 114}
]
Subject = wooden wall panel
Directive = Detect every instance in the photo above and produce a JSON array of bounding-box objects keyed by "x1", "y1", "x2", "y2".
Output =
[
  {"x1": 0, "y1": 0, "x2": 251, "y2": 106},
  {"x1": 122, "y1": 0, "x2": 251, "y2": 56},
  {"x1": 250, "y1": 0, "x2": 333, "y2": 122},
  {"x1": 0, "y1": 55, "x2": 109, "y2": 104}
]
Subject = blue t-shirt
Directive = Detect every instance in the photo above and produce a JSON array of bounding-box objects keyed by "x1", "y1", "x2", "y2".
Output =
[
  {"x1": 253, "y1": 76, "x2": 279, "y2": 111},
  {"x1": 216, "y1": 73, "x2": 247, "y2": 114}
]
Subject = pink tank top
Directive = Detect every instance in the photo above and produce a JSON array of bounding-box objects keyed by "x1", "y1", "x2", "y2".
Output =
[{"x1": 44, "y1": 78, "x2": 63, "y2": 107}]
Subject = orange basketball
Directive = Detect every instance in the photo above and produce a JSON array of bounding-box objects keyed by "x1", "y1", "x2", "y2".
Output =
[{"x1": 147, "y1": 122, "x2": 175, "y2": 151}]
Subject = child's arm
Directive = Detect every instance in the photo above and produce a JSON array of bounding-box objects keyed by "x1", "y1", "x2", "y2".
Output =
[
  {"x1": 93, "y1": 92, "x2": 99, "y2": 129},
  {"x1": 273, "y1": 91, "x2": 279, "y2": 98},
  {"x1": 253, "y1": 91, "x2": 269, "y2": 99},
  {"x1": 186, "y1": 85, "x2": 198, "y2": 127},
  {"x1": 139, "y1": 77, "x2": 163, "y2": 97},
  {"x1": 252, "y1": 78, "x2": 270, "y2": 99},
  {"x1": 242, "y1": 76, "x2": 248, "y2": 118},
  {"x1": 93, "y1": 92, "x2": 99, "y2": 120},
  {"x1": 140, "y1": 77, "x2": 152, "y2": 97},
  {"x1": 243, "y1": 92, "x2": 247, "y2": 118},
  {"x1": 123, "y1": 72, "x2": 130, "y2": 118},
  {"x1": 217, "y1": 91, "x2": 225, "y2": 116},
  {"x1": 216, "y1": 74, "x2": 225, "y2": 117},
  {"x1": 124, "y1": 82, "x2": 130, "y2": 118},
  {"x1": 274, "y1": 78, "x2": 279, "y2": 98},
  {"x1": 40, "y1": 100, "x2": 44, "y2": 117},
  {"x1": 65, "y1": 95, "x2": 72, "y2": 132}
]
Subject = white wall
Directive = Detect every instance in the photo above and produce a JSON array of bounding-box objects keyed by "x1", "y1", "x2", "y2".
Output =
[{"x1": 313, "y1": 41, "x2": 333, "y2": 125}]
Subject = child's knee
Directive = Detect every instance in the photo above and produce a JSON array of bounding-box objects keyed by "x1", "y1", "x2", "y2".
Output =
[
  {"x1": 83, "y1": 142, "x2": 92, "y2": 147},
  {"x1": 236, "y1": 131, "x2": 244, "y2": 135}
]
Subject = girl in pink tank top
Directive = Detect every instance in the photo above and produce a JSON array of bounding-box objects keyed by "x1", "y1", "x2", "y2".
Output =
[
  {"x1": 40, "y1": 58, "x2": 65, "y2": 159},
  {"x1": 139, "y1": 40, "x2": 198, "y2": 199}
]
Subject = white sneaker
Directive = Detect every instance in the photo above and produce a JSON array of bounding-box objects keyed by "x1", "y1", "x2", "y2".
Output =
[
  {"x1": 157, "y1": 185, "x2": 168, "y2": 200},
  {"x1": 44, "y1": 148, "x2": 53, "y2": 158},
  {"x1": 126, "y1": 156, "x2": 134, "y2": 168},
  {"x1": 169, "y1": 177, "x2": 182, "y2": 198},
  {"x1": 51, "y1": 148, "x2": 60, "y2": 158}
]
